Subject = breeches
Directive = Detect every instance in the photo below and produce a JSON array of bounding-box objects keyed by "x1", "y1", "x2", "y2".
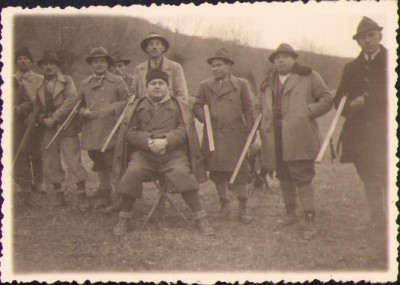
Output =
[
  {"x1": 118, "y1": 149, "x2": 199, "y2": 198},
  {"x1": 42, "y1": 131, "x2": 87, "y2": 184},
  {"x1": 277, "y1": 160, "x2": 316, "y2": 213},
  {"x1": 87, "y1": 149, "x2": 114, "y2": 172}
]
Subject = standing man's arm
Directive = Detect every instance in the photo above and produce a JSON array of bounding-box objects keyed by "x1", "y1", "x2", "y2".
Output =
[
  {"x1": 108, "y1": 79, "x2": 129, "y2": 116},
  {"x1": 173, "y1": 63, "x2": 189, "y2": 103},
  {"x1": 308, "y1": 71, "x2": 333, "y2": 119},
  {"x1": 192, "y1": 83, "x2": 206, "y2": 123}
]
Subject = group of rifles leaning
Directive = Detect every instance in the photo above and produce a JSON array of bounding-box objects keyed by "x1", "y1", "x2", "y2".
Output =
[{"x1": 12, "y1": 16, "x2": 388, "y2": 239}]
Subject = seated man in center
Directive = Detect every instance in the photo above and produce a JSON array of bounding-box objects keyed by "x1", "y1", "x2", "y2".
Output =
[{"x1": 112, "y1": 69, "x2": 214, "y2": 236}]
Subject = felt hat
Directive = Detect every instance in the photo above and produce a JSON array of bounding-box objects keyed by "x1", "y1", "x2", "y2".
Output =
[
  {"x1": 353, "y1": 16, "x2": 383, "y2": 40},
  {"x1": 269, "y1": 43, "x2": 298, "y2": 63},
  {"x1": 207, "y1": 48, "x2": 235, "y2": 65},
  {"x1": 141, "y1": 33, "x2": 170, "y2": 53},
  {"x1": 37, "y1": 50, "x2": 61, "y2": 66},
  {"x1": 111, "y1": 52, "x2": 131, "y2": 65},
  {"x1": 86, "y1": 47, "x2": 113, "y2": 65},
  {"x1": 15, "y1": 46, "x2": 34, "y2": 63}
]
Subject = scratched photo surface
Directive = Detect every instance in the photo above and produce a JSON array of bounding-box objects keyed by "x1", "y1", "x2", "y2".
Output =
[{"x1": 1, "y1": 2, "x2": 398, "y2": 283}]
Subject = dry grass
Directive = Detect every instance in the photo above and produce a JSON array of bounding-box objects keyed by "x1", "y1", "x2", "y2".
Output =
[{"x1": 12, "y1": 109, "x2": 389, "y2": 274}]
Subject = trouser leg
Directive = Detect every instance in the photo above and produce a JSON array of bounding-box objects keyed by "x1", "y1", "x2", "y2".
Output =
[
  {"x1": 181, "y1": 191, "x2": 201, "y2": 212},
  {"x1": 42, "y1": 131, "x2": 65, "y2": 184},
  {"x1": 216, "y1": 182, "x2": 229, "y2": 204},
  {"x1": 280, "y1": 180, "x2": 297, "y2": 215},
  {"x1": 297, "y1": 182, "x2": 316, "y2": 214}
]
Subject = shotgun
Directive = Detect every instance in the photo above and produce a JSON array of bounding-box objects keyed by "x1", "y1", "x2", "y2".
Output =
[
  {"x1": 315, "y1": 96, "x2": 347, "y2": 163},
  {"x1": 203, "y1": 104, "x2": 215, "y2": 152},
  {"x1": 229, "y1": 114, "x2": 262, "y2": 184},
  {"x1": 45, "y1": 99, "x2": 82, "y2": 149}
]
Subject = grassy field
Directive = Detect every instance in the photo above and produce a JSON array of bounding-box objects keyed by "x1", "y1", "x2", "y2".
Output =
[{"x1": 11, "y1": 108, "x2": 390, "y2": 277}]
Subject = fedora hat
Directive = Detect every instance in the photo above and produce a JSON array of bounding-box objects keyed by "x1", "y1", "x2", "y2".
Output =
[
  {"x1": 207, "y1": 48, "x2": 235, "y2": 65},
  {"x1": 37, "y1": 50, "x2": 61, "y2": 66},
  {"x1": 111, "y1": 52, "x2": 131, "y2": 65},
  {"x1": 353, "y1": 16, "x2": 383, "y2": 40},
  {"x1": 86, "y1": 47, "x2": 113, "y2": 65},
  {"x1": 15, "y1": 46, "x2": 34, "y2": 63},
  {"x1": 269, "y1": 43, "x2": 298, "y2": 63},
  {"x1": 141, "y1": 33, "x2": 169, "y2": 53}
]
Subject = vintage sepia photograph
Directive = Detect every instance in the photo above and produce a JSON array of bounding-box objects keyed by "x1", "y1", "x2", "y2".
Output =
[{"x1": 1, "y1": 1, "x2": 398, "y2": 283}]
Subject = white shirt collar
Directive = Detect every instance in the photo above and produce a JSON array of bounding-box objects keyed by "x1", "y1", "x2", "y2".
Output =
[
  {"x1": 364, "y1": 47, "x2": 381, "y2": 61},
  {"x1": 278, "y1": 73, "x2": 291, "y2": 84}
]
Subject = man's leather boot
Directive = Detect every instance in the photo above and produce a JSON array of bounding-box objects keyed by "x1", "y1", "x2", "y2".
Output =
[
  {"x1": 238, "y1": 199, "x2": 252, "y2": 224},
  {"x1": 193, "y1": 210, "x2": 214, "y2": 236},
  {"x1": 219, "y1": 198, "x2": 231, "y2": 219},
  {"x1": 77, "y1": 191, "x2": 90, "y2": 212},
  {"x1": 303, "y1": 212, "x2": 317, "y2": 240},
  {"x1": 54, "y1": 188, "x2": 66, "y2": 207},
  {"x1": 113, "y1": 211, "x2": 132, "y2": 236},
  {"x1": 104, "y1": 199, "x2": 121, "y2": 215}
]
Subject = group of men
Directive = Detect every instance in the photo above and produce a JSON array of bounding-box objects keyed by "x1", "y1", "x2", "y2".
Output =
[{"x1": 12, "y1": 16, "x2": 388, "y2": 239}]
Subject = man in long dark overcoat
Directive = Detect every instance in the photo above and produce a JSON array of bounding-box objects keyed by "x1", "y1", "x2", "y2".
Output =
[
  {"x1": 192, "y1": 48, "x2": 255, "y2": 224},
  {"x1": 111, "y1": 70, "x2": 213, "y2": 236},
  {"x1": 255, "y1": 43, "x2": 332, "y2": 239},
  {"x1": 334, "y1": 17, "x2": 388, "y2": 230}
]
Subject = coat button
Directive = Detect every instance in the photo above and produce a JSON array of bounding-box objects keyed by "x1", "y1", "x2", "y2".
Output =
[
  {"x1": 101, "y1": 98, "x2": 105, "y2": 102},
  {"x1": 101, "y1": 87, "x2": 104, "y2": 90},
  {"x1": 363, "y1": 77, "x2": 369, "y2": 82}
]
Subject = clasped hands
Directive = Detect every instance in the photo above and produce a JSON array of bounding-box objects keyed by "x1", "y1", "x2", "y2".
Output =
[{"x1": 148, "y1": 138, "x2": 168, "y2": 155}]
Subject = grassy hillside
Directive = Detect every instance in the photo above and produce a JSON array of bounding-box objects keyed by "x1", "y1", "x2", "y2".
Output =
[{"x1": 13, "y1": 15, "x2": 351, "y2": 96}]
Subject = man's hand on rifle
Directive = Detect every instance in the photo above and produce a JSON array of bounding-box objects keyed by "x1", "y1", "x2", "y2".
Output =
[
  {"x1": 349, "y1": 95, "x2": 365, "y2": 112},
  {"x1": 97, "y1": 107, "x2": 114, "y2": 118},
  {"x1": 82, "y1": 108, "x2": 99, "y2": 120},
  {"x1": 43, "y1": 117, "x2": 57, "y2": 129}
]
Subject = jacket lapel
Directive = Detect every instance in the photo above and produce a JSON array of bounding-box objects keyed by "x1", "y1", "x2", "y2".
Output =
[
  {"x1": 52, "y1": 73, "x2": 66, "y2": 99},
  {"x1": 282, "y1": 73, "x2": 301, "y2": 96},
  {"x1": 206, "y1": 76, "x2": 236, "y2": 97}
]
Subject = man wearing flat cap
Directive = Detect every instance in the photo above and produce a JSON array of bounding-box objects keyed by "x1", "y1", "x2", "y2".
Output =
[
  {"x1": 255, "y1": 43, "x2": 332, "y2": 239},
  {"x1": 13, "y1": 46, "x2": 45, "y2": 195},
  {"x1": 35, "y1": 50, "x2": 88, "y2": 210},
  {"x1": 335, "y1": 17, "x2": 388, "y2": 231},
  {"x1": 78, "y1": 47, "x2": 129, "y2": 208},
  {"x1": 111, "y1": 69, "x2": 213, "y2": 236},
  {"x1": 132, "y1": 33, "x2": 189, "y2": 102},
  {"x1": 110, "y1": 52, "x2": 135, "y2": 96},
  {"x1": 193, "y1": 48, "x2": 255, "y2": 224}
]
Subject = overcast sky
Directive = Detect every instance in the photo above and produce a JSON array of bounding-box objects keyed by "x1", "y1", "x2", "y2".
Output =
[{"x1": 126, "y1": 1, "x2": 396, "y2": 58}]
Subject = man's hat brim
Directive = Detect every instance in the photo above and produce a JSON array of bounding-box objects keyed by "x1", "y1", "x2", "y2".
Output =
[
  {"x1": 353, "y1": 27, "x2": 383, "y2": 40},
  {"x1": 269, "y1": 51, "x2": 298, "y2": 63},
  {"x1": 141, "y1": 35, "x2": 170, "y2": 53},
  {"x1": 86, "y1": 55, "x2": 113, "y2": 64},
  {"x1": 112, "y1": 59, "x2": 131, "y2": 65},
  {"x1": 207, "y1": 57, "x2": 235, "y2": 65}
]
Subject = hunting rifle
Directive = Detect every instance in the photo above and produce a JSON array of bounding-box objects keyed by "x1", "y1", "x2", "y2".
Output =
[
  {"x1": 203, "y1": 104, "x2": 215, "y2": 151},
  {"x1": 45, "y1": 99, "x2": 82, "y2": 149},
  {"x1": 229, "y1": 114, "x2": 262, "y2": 184},
  {"x1": 315, "y1": 96, "x2": 347, "y2": 163}
]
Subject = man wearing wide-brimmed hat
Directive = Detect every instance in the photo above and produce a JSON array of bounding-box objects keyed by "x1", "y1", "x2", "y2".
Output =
[
  {"x1": 255, "y1": 43, "x2": 332, "y2": 239},
  {"x1": 132, "y1": 32, "x2": 188, "y2": 102},
  {"x1": 192, "y1": 47, "x2": 255, "y2": 224},
  {"x1": 78, "y1": 47, "x2": 129, "y2": 209},
  {"x1": 335, "y1": 17, "x2": 388, "y2": 232},
  {"x1": 110, "y1": 52, "x2": 135, "y2": 95},
  {"x1": 35, "y1": 50, "x2": 88, "y2": 211},
  {"x1": 13, "y1": 46, "x2": 45, "y2": 196}
]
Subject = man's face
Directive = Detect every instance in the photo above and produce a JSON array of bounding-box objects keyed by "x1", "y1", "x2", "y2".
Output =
[
  {"x1": 91, "y1": 57, "x2": 109, "y2": 75},
  {"x1": 211, "y1": 59, "x2": 231, "y2": 80},
  {"x1": 356, "y1": 30, "x2": 382, "y2": 55},
  {"x1": 145, "y1": 39, "x2": 165, "y2": 58},
  {"x1": 112, "y1": 62, "x2": 127, "y2": 76},
  {"x1": 40, "y1": 60, "x2": 58, "y2": 77},
  {"x1": 16, "y1": 55, "x2": 33, "y2": 73},
  {"x1": 147, "y1": 79, "x2": 168, "y2": 102},
  {"x1": 273, "y1": 53, "x2": 296, "y2": 75}
]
